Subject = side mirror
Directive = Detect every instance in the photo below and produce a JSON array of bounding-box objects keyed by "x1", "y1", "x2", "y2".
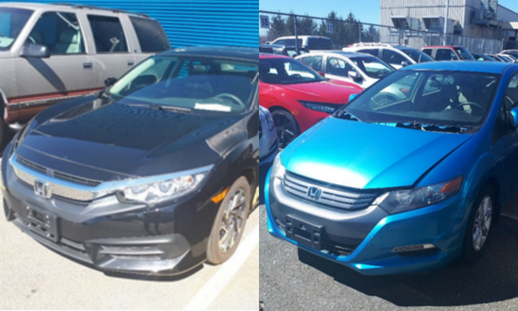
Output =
[
  {"x1": 20, "y1": 43, "x2": 50, "y2": 58},
  {"x1": 349, "y1": 93, "x2": 358, "y2": 102},
  {"x1": 508, "y1": 107, "x2": 518, "y2": 128},
  {"x1": 348, "y1": 71, "x2": 362, "y2": 81},
  {"x1": 104, "y1": 77, "x2": 118, "y2": 87},
  {"x1": 401, "y1": 60, "x2": 410, "y2": 67}
]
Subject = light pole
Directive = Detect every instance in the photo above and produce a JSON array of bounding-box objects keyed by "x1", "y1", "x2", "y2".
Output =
[{"x1": 443, "y1": 0, "x2": 450, "y2": 45}]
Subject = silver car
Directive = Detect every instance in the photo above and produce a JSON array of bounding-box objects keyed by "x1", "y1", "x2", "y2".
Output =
[{"x1": 0, "y1": 2, "x2": 170, "y2": 142}]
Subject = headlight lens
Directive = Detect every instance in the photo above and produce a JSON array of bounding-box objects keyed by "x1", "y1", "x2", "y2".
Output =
[
  {"x1": 376, "y1": 176, "x2": 463, "y2": 214},
  {"x1": 117, "y1": 167, "x2": 211, "y2": 205},
  {"x1": 270, "y1": 153, "x2": 285, "y2": 180},
  {"x1": 298, "y1": 100, "x2": 342, "y2": 114}
]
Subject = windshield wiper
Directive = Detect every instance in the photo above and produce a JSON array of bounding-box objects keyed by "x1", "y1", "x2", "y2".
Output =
[{"x1": 123, "y1": 103, "x2": 191, "y2": 114}]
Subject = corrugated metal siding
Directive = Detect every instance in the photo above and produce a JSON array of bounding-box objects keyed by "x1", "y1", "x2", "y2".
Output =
[{"x1": 16, "y1": 0, "x2": 258, "y2": 48}]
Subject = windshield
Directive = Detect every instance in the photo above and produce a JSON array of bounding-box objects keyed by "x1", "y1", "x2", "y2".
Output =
[
  {"x1": 456, "y1": 48, "x2": 475, "y2": 60},
  {"x1": 338, "y1": 70, "x2": 499, "y2": 131},
  {"x1": 259, "y1": 57, "x2": 324, "y2": 84},
  {"x1": 349, "y1": 56, "x2": 394, "y2": 79},
  {"x1": 401, "y1": 49, "x2": 434, "y2": 63},
  {"x1": 308, "y1": 38, "x2": 334, "y2": 50},
  {"x1": 0, "y1": 8, "x2": 33, "y2": 51},
  {"x1": 108, "y1": 55, "x2": 258, "y2": 114}
]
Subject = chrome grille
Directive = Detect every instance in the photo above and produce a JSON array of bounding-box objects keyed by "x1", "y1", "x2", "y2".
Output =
[{"x1": 283, "y1": 172, "x2": 379, "y2": 210}]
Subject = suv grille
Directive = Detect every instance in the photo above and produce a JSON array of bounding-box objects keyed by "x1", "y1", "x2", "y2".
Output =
[{"x1": 283, "y1": 171, "x2": 379, "y2": 210}]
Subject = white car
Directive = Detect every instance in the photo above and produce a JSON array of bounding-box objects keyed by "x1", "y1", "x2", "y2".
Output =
[
  {"x1": 343, "y1": 43, "x2": 434, "y2": 69},
  {"x1": 295, "y1": 51, "x2": 395, "y2": 89},
  {"x1": 270, "y1": 36, "x2": 334, "y2": 52}
]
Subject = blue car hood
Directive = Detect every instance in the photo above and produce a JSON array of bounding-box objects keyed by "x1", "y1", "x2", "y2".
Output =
[{"x1": 282, "y1": 117, "x2": 472, "y2": 189}]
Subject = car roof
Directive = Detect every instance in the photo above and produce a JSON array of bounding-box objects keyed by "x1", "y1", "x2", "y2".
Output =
[
  {"x1": 0, "y1": 2, "x2": 148, "y2": 17},
  {"x1": 422, "y1": 46, "x2": 464, "y2": 49},
  {"x1": 303, "y1": 50, "x2": 374, "y2": 58},
  {"x1": 401, "y1": 61, "x2": 512, "y2": 74},
  {"x1": 161, "y1": 46, "x2": 258, "y2": 61}
]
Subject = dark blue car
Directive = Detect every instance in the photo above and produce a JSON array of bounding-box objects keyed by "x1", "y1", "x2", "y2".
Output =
[{"x1": 266, "y1": 61, "x2": 518, "y2": 275}]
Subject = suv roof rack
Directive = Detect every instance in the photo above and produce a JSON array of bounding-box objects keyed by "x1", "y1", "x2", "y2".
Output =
[{"x1": 51, "y1": 3, "x2": 150, "y2": 18}]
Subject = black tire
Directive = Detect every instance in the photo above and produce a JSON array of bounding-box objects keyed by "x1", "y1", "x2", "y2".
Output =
[
  {"x1": 3, "y1": 200, "x2": 14, "y2": 222},
  {"x1": 206, "y1": 176, "x2": 251, "y2": 265},
  {"x1": 459, "y1": 185, "x2": 495, "y2": 263},
  {"x1": 271, "y1": 109, "x2": 300, "y2": 149}
]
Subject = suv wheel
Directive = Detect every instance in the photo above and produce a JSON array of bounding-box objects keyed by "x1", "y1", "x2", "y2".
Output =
[
  {"x1": 460, "y1": 185, "x2": 494, "y2": 263},
  {"x1": 206, "y1": 176, "x2": 251, "y2": 264}
]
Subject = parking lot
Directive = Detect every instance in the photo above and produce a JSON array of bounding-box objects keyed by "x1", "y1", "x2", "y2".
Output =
[
  {"x1": 259, "y1": 196, "x2": 518, "y2": 311},
  {"x1": 0, "y1": 145, "x2": 258, "y2": 310}
]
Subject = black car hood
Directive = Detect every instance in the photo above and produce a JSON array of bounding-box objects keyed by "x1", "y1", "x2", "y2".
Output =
[{"x1": 16, "y1": 101, "x2": 242, "y2": 181}]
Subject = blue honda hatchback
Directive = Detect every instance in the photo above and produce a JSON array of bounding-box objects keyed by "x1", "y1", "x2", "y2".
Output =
[{"x1": 265, "y1": 61, "x2": 518, "y2": 275}]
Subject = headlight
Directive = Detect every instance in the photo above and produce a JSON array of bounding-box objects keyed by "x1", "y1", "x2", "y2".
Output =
[
  {"x1": 375, "y1": 176, "x2": 463, "y2": 214},
  {"x1": 265, "y1": 109, "x2": 275, "y2": 130},
  {"x1": 298, "y1": 100, "x2": 342, "y2": 114},
  {"x1": 117, "y1": 165, "x2": 212, "y2": 205},
  {"x1": 270, "y1": 153, "x2": 285, "y2": 180}
]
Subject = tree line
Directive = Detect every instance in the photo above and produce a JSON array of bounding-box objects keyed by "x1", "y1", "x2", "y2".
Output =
[{"x1": 262, "y1": 11, "x2": 380, "y2": 48}]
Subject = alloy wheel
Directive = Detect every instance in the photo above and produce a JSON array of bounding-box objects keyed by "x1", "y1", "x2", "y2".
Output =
[
  {"x1": 272, "y1": 113, "x2": 297, "y2": 149},
  {"x1": 218, "y1": 188, "x2": 247, "y2": 252},
  {"x1": 472, "y1": 195, "x2": 492, "y2": 252}
]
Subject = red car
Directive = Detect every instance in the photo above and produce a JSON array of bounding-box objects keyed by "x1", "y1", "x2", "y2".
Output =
[{"x1": 259, "y1": 54, "x2": 362, "y2": 147}]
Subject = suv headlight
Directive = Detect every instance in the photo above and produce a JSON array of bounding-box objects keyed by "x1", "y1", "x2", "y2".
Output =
[
  {"x1": 117, "y1": 165, "x2": 213, "y2": 205},
  {"x1": 270, "y1": 153, "x2": 285, "y2": 180},
  {"x1": 375, "y1": 176, "x2": 463, "y2": 214},
  {"x1": 298, "y1": 100, "x2": 342, "y2": 114}
]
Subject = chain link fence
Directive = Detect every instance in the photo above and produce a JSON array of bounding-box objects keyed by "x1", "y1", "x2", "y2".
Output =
[{"x1": 260, "y1": 11, "x2": 506, "y2": 54}]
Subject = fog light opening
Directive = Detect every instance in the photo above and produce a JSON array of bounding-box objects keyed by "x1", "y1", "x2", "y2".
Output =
[{"x1": 391, "y1": 244, "x2": 437, "y2": 256}]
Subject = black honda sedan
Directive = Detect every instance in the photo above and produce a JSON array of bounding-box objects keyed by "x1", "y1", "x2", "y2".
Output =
[{"x1": 1, "y1": 47, "x2": 259, "y2": 276}]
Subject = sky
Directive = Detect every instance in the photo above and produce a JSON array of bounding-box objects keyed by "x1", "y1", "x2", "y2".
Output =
[{"x1": 260, "y1": 0, "x2": 518, "y2": 25}]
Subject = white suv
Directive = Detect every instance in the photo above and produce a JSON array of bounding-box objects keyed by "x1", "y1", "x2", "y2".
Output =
[{"x1": 343, "y1": 43, "x2": 434, "y2": 69}]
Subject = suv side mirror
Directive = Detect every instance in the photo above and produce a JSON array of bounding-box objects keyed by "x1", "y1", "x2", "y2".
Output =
[
  {"x1": 104, "y1": 77, "x2": 118, "y2": 87},
  {"x1": 508, "y1": 107, "x2": 518, "y2": 128},
  {"x1": 348, "y1": 71, "x2": 362, "y2": 81},
  {"x1": 20, "y1": 43, "x2": 50, "y2": 58}
]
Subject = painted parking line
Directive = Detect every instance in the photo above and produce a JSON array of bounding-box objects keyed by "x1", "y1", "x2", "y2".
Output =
[{"x1": 183, "y1": 224, "x2": 259, "y2": 310}]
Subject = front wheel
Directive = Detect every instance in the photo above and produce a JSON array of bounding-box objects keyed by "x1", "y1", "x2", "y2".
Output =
[
  {"x1": 460, "y1": 185, "x2": 494, "y2": 263},
  {"x1": 206, "y1": 176, "x2": 251, "y2": 265},
  {"x1": 271, "y1": 109, "x2": 300, "y2": 149}
]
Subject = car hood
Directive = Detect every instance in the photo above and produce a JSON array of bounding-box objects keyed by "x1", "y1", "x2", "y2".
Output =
[
  {"x1": 279, "y1": 80, "x2": 361, "y2": 103},
  {"x1": 281, "y1": 117, "x2": 472, "y2": 189},
  {"x1": 16, "y1": 101, "x2": 242, "y2": 181}
]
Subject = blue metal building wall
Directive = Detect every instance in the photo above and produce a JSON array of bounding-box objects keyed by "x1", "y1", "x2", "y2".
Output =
[{"x1": 16, "y1": 0, "x2": 258, "y2": 48}]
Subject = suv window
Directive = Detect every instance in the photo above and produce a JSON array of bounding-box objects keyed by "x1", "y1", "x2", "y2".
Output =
[
  {"x1": 298, "y1": 55, "x2": 323, "y2": 72},
  {"x1": 31, "y1": 11, "x2": 85, "y2": 55},
  {"x1": 382, "y1": 49, "x2": 407, "y2": 66},
  {"x1": 358, "y1": 49, "x2": 379, "y2": 57},
  {"x1": 436, "y1": 49, "x2": 458, "y2": 61},
  {"x1": 0, "y1": 7, "x2": 33, "y2": 51},
  {"x1": 326, "y1": 57, "x2": 353, "y2": 77},
  {"x1": 308, "y1": 38, "x2": 333, "y2": 50},
  {"x1": 88, "y1": 15, "x2": 128, "y2": 53},
  {"x1": 422, "y1": 49, "x2": 432, "y2": 56},
  {"x1": 129, "y1": 16, "x2": 170, "y2": 53}
]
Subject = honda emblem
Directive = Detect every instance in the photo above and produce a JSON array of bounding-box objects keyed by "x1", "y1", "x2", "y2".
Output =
[
  {"x1": 34, "y1": 180, "x2": 51, "y2": 199},
  {"x1": 307, "y1": 186, "x2": 322, "y2": 201}
]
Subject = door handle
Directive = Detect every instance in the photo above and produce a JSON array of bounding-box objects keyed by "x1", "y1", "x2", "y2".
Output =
[
  {"x1": 83, "y1": 62, "x2": 93, "y2": 69},
  {"x1": 127, "y1": 60, "x2": 134, "y2": 66}
]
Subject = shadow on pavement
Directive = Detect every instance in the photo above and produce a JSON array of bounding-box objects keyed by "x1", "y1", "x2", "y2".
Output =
[{"x1": 298, "y1": 202, "x2": 518, "y2": 307}]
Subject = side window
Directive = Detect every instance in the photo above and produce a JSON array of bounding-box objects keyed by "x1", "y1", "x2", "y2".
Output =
[
  {"x1": 298, "y1": 55, "x2": 323, "y2": 72},
  {"x1": 129, "y1": 17, "x2": 170, "y2": 53},
  {"x1": 274, "y1": 39, "x2": 285, "y2": 45},
  {"x1": 382, "y1": 49, "x2": 406, "y2": 66},
  {"x1": 422, "y1": 49, "x2": 432, "y2": 56},
  {"x1": 30, "y1": 11, "x2": 84, "y2": 55},
  {"x1": 87, "y1": 15, "x2": 128, "y2": 53},
  {"x1": 358, "y1": 49, "x2": 378, "y2": 57},
  {"x1": 326, "y1": 57, "x2": 353, "y2": 77}
]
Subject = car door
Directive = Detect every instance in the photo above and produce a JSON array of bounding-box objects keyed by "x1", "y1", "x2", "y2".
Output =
[
  {"x1": 323, "y1": 56, "x2": 361, "y2": 87},
  {"x1": 85, "y1": 13, "x2": 136, "y2": 87},
  {"x1": 11, "y1": 9, "x2": 95, "y2": 121}
]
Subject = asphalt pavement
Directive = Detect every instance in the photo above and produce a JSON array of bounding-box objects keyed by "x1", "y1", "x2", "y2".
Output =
[
  {"x1": 0, "y1": 147, "x2": 259, "y2": 310},
  {"x1": 259, "y1": 193, "x2": 518, "y2": 311}
]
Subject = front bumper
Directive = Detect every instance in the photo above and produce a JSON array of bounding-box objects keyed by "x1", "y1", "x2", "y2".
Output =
[
  {"x1": 2, "y1": 150, "x2": 216, "y2": 276},
  {"x1": 265, "y1": 170, "x2": 468, "y2": 276}
]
